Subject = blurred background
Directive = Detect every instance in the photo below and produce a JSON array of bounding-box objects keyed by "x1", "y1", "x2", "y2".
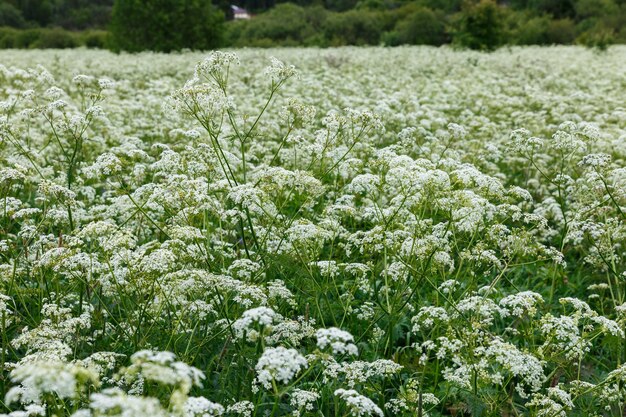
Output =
[{"x1": 0, "y1": 0, "x2": 623, "y2": 51}]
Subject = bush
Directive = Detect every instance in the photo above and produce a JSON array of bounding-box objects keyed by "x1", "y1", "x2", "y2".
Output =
[
  {"x1": 226, "y1": 4, "x2": 323, "y2": 47},
  {"x1": 416, "y1": 0, "x2": 463, "y2": 13},
  {"x1": 322, "y1": 9, "x2": 384, "y2": 45},
  {"x1": 507, "y1": 11, "x2": 553, "y2": 45},
  {"x1": 386, "y1": 6, "x2": 446, "y2": 46},
  {"x1": 15, "y1": 29, "x2": 41, "y2": 48},
  {"x1": 453, "y1": 0, "x2": 507, "y2": 51},
  {"x1": 545, "y1": 18, "x2": 576, "y2": 44},
  {"x1": 574, "y1": 0, "x2": 618, "y2": 20},
  {"x1": 0, "y1": 27, "x2": 99, "y2": 49},
  {"x1": 81, "y1": 30, "x2": 111, "y2": 49},
  {"x1": 31, "y1": 28, "x2": 80, "y2": 49},
  {"x1": 109, "y1": 0, "x2": 224, "y2": 52},
  {"x1": 577, "y1": 27, "x2": 615, "y2": 51},
  {"x1": 0, "y1": 27, "x2": 19, "y2": 48}
]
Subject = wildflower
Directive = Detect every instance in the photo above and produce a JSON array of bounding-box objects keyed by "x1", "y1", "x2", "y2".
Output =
[
  {"x1": 125, "y1": 350, "x2": 204, "y2": 394},
  {"x1": 527, "y1": 386, "x2": 573, "y2": 417},
  {"x1": 7, "y1": 360, "x2": 98, "y2": 405},
  {"x1": 334, "y1": 389, "x2": 383, "y2": 417},
  {"x1": 264, "y1": 57, "x2": 297, "y2": 84},
  {"x1": 500, "y1": 291, "x2": 543, "y2": 317},
  {"x1": 289, "y1": 389, "x2": 319, "y2": 416},
  {"x1": 184, "y1": 397, "x2": 225, "y2": 417},
  {"x1": 225, "y1": 401, "x2": 254, "y2": 417},
  {"x1": 316, "y1": 327, "x2": 359, "y2": 356},
  {"x1": 233, "y1": 307, "x2": 281, "y2": 342},
  {"x1": 89, "y1": 388, "x2": 167, "y2": 417},
  {"x1": 255, "y1": 347, "x2": 308, "y2": 390}
]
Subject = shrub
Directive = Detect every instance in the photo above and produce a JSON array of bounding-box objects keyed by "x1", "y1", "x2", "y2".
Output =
[
  {"x1": 227, "y1": 4, "x2": 322, "y2": 47},
  {"x1": 31, "y1": 28, "x2": 80, "y2": 49},
  {"x1": 508, "y1": 13, "x2": 551, "y2": 45},
  {"x1": 545, "y1": 18, "x2": 576, "y2": 44},
  {"x1": 453, "y1": 0, "x2": 507, "y2": 51},
  {"x1": 82, "y1": 30, "x2": 111, "y2": 49},
  {"x1": 14, "y1": 28, "x2": 42, "y2": 48},
  {"x1": 109, "y1": 0, "x2": 224, "y2": 52},
  {"x1": 0, "y1": 27, "x2": 19, "y2": 48},
  {"x1": 322, "y1": 9, "x2": 384, "y2": 45},
  {"x1": 386, "y1": 7, "x2": 447, "y2": 46},
  {"x1": 577, "y1": 27, "x2": 615, "y2": 51}
]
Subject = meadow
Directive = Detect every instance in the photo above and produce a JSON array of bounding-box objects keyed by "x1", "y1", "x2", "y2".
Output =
[{"x1": 1, "y1": 46, "x2": 626, "y2": 417}]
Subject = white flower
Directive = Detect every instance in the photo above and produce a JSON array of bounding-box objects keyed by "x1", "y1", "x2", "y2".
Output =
[
  {"x1": 264, "y1": 57, "x2": 297, "y2": 83},
  {"x1": 334, "y1": 389, "x2": 383, "y2": 417},
  {"x1": 233, "y1": 307, "x2": 281, "y2": 341},
  {"x1": 89, "y1": 388, "x2": 167, "y2": 417},
  {"x1": 500, "y1": 291, "x2": 543, "y2": 317},
  {"x1": 8, "y1": 360, "x2": 98, "y2": 405},
  {"x1": 579, "y1": 153, "x2": 611, "y2": 168},
  {"x1": 195, "y1": 52, "x2": 240, "y2": 80},
  {"x1": 126, "y1": 350, "x2": 204, "y2": 394},
  {"x1": 316, "y1": 327, "x2": 359, "y2": 356},
  {"x1": 255, "y1": 347, "x2": 307, "y2": 390},
  {"x1": 527, "y1": 386, "x2": 573, "y2": 417},
  {"x1": 225, "y1": 401, "x2": 254, "y2": 417},
  {"x1": 184, "y1": 397, "x2": 225, "y2": 417},
  {"x1": 290, "y1": 389, "x2": 319, "y2": 416}
]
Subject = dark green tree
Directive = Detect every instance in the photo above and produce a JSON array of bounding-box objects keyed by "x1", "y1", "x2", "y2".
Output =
[
  {"x1": 454, "y1": 0, "x2": 506, "y2": 50},
  {"x1": 389, "y1": 7, "x2": 447, "y2": 45},
  {"x1": 0, "y1": 3, "x2": 26, "y2": 27},
  {"x1": 15, "y1": 0, "x2": 53, "y2": 26},
  {"x1": 109, "y1": 0, "x2": 224, "y2": 52}
]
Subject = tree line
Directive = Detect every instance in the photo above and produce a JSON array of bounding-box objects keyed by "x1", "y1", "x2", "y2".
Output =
[{"x1": 0, "y1": 0, "x2": 624, "y2": 51}]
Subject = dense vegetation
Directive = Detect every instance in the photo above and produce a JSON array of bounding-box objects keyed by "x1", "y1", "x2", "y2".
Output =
[
  {"x1": 2, "y1": 44, "x2": 626, "y2": 417},
  {"x1": 0, "y1": 0, "x2": 625, "y2": 50},
  {"x1": 107, "y1": 0, "x2": 224, "y2": 52}
]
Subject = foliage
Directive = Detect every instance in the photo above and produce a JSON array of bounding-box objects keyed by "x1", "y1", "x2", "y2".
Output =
[
  {"x1": 2, "y1": 0, "x2": 113, "y2": 30},
  {"x1": 453, "y1": 0, "x2": 505, "y2": 50},
  {"x1": 0, "y1": 27, "x2": 92, "y2": 49},
  {"x1": 323, "y1": 9, "x2": 385, "y2": 45},
  {"x1": 2, "y1": 0, "x2": 626, "y2": 49},
  {"x1": 577, "y1": 27, "x2": 615, "y2": 51},
  {"x1": 384, "y1": 6, "x2": 447, "y2": 46},
  {"x1": 226, "y1": 3, "x2": 326, "y2": 47},
  {"x1": 0, "y1": 3, "x2": 26, "y2": 28},
  {"x1": 109, "y1": 0, "x2": 224, "y2": 52}
]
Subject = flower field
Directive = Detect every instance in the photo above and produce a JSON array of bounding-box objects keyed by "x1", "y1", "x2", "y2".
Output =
[{"x1": 1, "y1": 46, "x2": 626, "y2": 417}]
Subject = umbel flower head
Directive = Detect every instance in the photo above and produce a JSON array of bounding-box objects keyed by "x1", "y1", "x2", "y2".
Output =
[
  {"x1": 316, "y1": 327, "x2": 359, "y2": 356},
  {"x1": 233, "y1": 306, "x2": 281, "y2": 342},
  {"x1": 6, "y1": 360, "x2": 99, "y2": 405},
  {"x1": 334, "y1": 389, "x2": 383, "y2": 417},
  {"x1": 125, "y1": 350, "x2": 204, "y2": 394},
  {"x1": 255, "y1": 346, "x2": 308, "y2": 390}
]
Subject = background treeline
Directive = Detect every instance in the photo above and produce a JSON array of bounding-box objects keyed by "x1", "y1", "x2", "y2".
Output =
[
  {"x1": 0, "y1": 0, "x2": 625, "y2": 51},
  {"x1": 225, "y1": 0, "x2": 626, "y2": 49}
]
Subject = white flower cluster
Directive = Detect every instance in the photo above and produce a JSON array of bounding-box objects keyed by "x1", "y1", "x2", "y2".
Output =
[
  {"x1": 233, "y1": 306, "x2": 281, "y2": 342},
  {"x1": 255, "y1": 347, "x2": 308, "y2": 390},
  {"x1": 289, "y1": 389, "x2": 319, "y2": 416},
  {"x1": 184, "y1": 397, "x2": 225, "y2": 417},
  {"x1": 125, "y1": 350, "x2": 204, "y2": 393},
  {"x1": 334, "y1": 389, "x2": 383, "y2": 417},
  {"x1": 6, "y1": 360, "x2": 98, "y2": 405},
  {"x1": 316, "y1": 327, "x2": 359, "y2": 356}
]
